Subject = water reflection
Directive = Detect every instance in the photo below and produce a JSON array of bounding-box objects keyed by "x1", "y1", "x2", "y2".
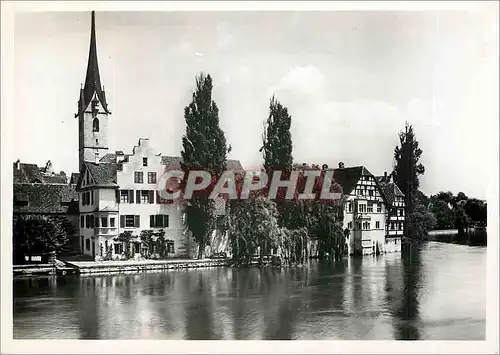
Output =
[
  {"x1": 13, "y1": 242, "x2": 485, "y2": 340},
  {"x1": 394, "y1": 246, "x2": 423, "y2": 340}
]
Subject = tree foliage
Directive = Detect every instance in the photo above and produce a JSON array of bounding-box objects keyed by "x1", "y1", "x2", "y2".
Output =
[
  {"x1": 393, "y1": 122, "x2": 425, "y2": 213},
  {"x1": 393, "y1": 122, "x2": 426, "y2": 242},
  {"x1": 180, "y1": 73, "x2": 229, "y2": 258},
  {"x1": 13, "y1": 215, "x2": 71, "y2": 263},
  {"x1": 260, "y1": 95, "x2": 293, "y2": 175}
]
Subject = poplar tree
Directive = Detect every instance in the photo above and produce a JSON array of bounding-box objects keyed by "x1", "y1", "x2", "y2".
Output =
[
  {"x1": 393, "y1": 122, "x2": 426, "y2": 242},
  {"x1": 260, "y1": 96, "x2": 293, "y2": 175},
  {"x1": 181, "y1": 73, "x2": 229, "y2": 259}
]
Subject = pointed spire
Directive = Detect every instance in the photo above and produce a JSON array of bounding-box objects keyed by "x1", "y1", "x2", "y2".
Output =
[{"x1": 77, "y1": 11, "x2": 111, "y2": 116}]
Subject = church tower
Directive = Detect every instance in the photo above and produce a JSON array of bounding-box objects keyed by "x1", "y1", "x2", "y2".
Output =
[{"x1": 76, "y1": 11, "x2": 111, "y2": 169}]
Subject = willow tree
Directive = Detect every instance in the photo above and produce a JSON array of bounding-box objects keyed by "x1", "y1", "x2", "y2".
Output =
[{"x1": 181, "y1": 73, "x2": 230, "y2": 259}]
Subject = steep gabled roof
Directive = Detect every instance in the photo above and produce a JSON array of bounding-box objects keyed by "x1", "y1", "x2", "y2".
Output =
[
  {"x1": 13, "y1": 162, "x2": 68, "y2": 184},
  {"x1": 13, "y1": 183, "x2": 79, "y2": 215},
  {"x1": 381, "y1": 182, "x2": 405, "y2": 206},
  {"x1": 100, "y1": 153, "x2": 116, "y2": 163},
  {"x1": 77, "y1": 162, "x2": 118, "y2": 189},
  {"x1": 76, "y1": 11, "x2": 110, "y2": 116},
  {"x1": 70, "y1": 173, "x2": 80, "y2": 184},
  {"x1": 332, "y1": 166, "x2": 388, "y2": 203}
]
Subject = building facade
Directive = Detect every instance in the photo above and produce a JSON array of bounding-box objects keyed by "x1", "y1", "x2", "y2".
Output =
[
  {"x1": 75, "y1": 12, "x2": 243, "y2": 260},
  {"x1": 333, "y1": 163, "x2": 388, "y2": 256},
  {"x1": 377, "y1": 172, "x2": 405, "y2": 253},
  {"x1": 12, "y1": 160, "x2": 80, "y2": 262}
]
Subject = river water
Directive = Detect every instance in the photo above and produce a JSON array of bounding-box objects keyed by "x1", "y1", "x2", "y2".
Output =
[{"x1": 13, "y1": 241, "x2": 486, "y2": 340}]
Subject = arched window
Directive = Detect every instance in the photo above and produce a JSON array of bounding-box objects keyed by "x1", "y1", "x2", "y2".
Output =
[{"x1": 93, "y1": 118, "x2": 99, "y2": 132}]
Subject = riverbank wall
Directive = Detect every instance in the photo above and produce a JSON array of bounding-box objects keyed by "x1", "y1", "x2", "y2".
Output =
[
  {"x1": 13, "y1": 263, "x2": 75, "y2": 277},
  {"x1": 66, "y1": 258, "x2": 234, "y2": 276}
]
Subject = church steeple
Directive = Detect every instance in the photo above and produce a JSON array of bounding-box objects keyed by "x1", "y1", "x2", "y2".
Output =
[
  {"x1": 77, "y1": 11, "x2": 111, "y2": 169},
  {"x1": 77, "y1": 11, "x2": 111, "y2": 116}
]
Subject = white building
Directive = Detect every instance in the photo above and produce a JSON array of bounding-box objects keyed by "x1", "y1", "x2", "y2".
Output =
[
  {"x1": 75, "y1": 12, "x2": 242, "y2": 259},
  {"x1": 333, "y1": 163, "x2": 389, "y2": 256}
]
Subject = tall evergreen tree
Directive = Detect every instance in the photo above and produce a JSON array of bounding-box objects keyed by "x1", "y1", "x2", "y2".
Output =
[
  {"x1": 181, "y1": 73, "x2": 229, "y2": 258},
  {"x1": 260, "y1": 96, "x2": 293, "y2": 175},
  {"x1": 393, "y1": 122, "x2": 425, "y2": 242}
]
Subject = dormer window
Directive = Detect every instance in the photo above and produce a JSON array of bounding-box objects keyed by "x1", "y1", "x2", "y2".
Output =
[
  {"x1": 143, "y1": 157, "x2": 148, "y2": 167},
  {"x1": 93, "y1": 118, "x2": 99, "y2": 132}
]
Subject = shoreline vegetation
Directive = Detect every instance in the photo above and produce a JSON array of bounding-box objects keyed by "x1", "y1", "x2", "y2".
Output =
[{"x1": 13, "y1": 74, "x2": 486, "y2": 275}]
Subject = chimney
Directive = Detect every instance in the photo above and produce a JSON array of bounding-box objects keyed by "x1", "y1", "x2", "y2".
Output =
[
  {"x1": 384, "y1": 171, "x2": 387, "y2": 181},
  {"x1": 338, "y1": 162, "x2": 345, "y2": 169},
  {"x1": 15, "y1": 159, "x2": 21, "y2": 170},
  {"x1": 45, "y1": 160, "x2": 54, "y2": 174}
]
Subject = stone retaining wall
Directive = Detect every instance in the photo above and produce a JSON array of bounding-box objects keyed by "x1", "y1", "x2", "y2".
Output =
[{"x1": 69, "y1": 258, "x2": 233, "y2": 276}]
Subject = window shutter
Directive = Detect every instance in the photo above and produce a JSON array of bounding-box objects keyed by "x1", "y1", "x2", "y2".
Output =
[
  {"x1": 136, "y1": 190, "x2": 141, "y2": 204},
  {"x1": 135, "y1": 215, "x2": 140, "y2": 228},
  {"x1": 156, "y1": 190, "x2": 160, "y2": 204},
  {"x1": 120, "y1": 215, "x2": 125, "y2": 228},
  {"x1": 95, "y1": 217, "x2": 99, "y2": 228},
  {"x1": 129, "y1": 190, "x2": 134, "y2": 203},
  {"x1": 164, "y1": 215, "x2": 169, "y2": 228},
  {"x1": 149, "y1": 190, "x2": 154, "y2": 204},
  {"x1": 150, "y1": 215, "x2": 155, "y2": 228}
]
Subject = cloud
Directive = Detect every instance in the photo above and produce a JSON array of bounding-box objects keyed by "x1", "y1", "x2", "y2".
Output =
[
  {"x1": 269, "y1": 65, "x2": 326, "y2": 98},
  {"x1": 266, "y1": 66, "x2": 405, "y2": 171}
]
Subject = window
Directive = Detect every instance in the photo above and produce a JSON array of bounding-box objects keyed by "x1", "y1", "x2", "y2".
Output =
[
  {"x1": 80, "y1": 215, "x2": 84, "y2": 228},
  {"x1": 143, "y1": 158, "x2": 148, "y2": 167},
  {"x1": 391, "y1": 222, "x2": 395, "y2": 230},
  {"x1": 134, "y1": 172, "x2": 144, "y2": 184},
  {"x1": 90, "y1": 190, "x2": 94, "y2": 205},
  {"x1": 90, "y1": 215, "x2": 94, "y2": 228},
  {"x1": 85, "y1": 215, "x2": 90, "y2": 228},
  {"x1": 376, "y1": 221, "x2": 380, "y2": 229},
  {"x1": 94, "y1": 217, "x2": 99, "y2": 227},
  {"x1": 121, "y1": 215, "x2": 140, "y2": 228},
  {"x1": 150, "y1": 214, "x2": 169, "y2": 228},
  {"x1": 81, "y1": 236, "x2": 84, "y2": 252},
  {"x1": 399, "y1": 209, "x2": 404, "y2": 216},
  {"x1": 125, "y1": 215, "x2": 135, "y2": 227},
  {"x1": 96, "y1": 139, "x2": 99, "y2": 146},
  {"x1": 93, "y1": 118, "x2": 99, "y2": 132},
  {"x1": 359, "y1": 204, "x2": 367, "y2": 213},
  {"x1": 398, "y1": 223, "x2": 403, "y2": 230},
  {"x1": 95, "y1": 152, "x2": 99, "y2": 162},
  {"x1": 114, "y1": 243, "x2": 123, "y2": 254},
  {"x1": 348, "y1": 202, "x2": 352, "y2": 213},
  {"x1": 348, "y1": 221, "x2": 352, "y2": 229},
  {"x1": 377, "y1": 204, "x2": 382, "y2": 213},
  {"x1": 140, "y1": 190, "x2": 153, "y2": 204},
  {"x1": 167, "y1": 240, "x2": 175, "y2": 253},
  {"x1": 110, "y1": 218, "x2": 115, "y2": 227},
  {"x1": 367, "y1": 203, "x2": 373, "y2": 213},
  {"x1": 120, "y1": 190, "x2": 129, "y2": 203},
  {"x1": 369, "y1": 190, "x2": 373, "y2": 197},
  {"x1": 101, "y1": 217, "x2": 108, "y2": 228},
  {"x1": 356, "y1": 222, "x2": 361, "y2": 229},
  {"x1": 148, "y1": 172, "x2": 157, "y2": 184},
  {"x1": 85, "y1": 238, "x2": 90, "y2": 250}
]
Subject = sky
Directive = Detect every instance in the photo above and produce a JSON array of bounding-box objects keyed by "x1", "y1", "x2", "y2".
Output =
[{"x1": 12, "y1": 9, "x2": 498, "y2": 199}]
